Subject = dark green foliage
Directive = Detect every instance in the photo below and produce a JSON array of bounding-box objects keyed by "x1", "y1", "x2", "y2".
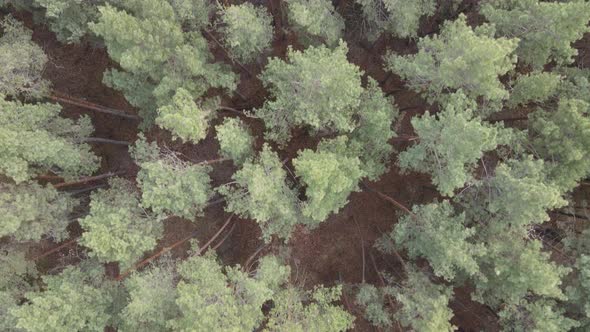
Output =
[
  {"x1": 355, "y1": 0, "x2": 436, "y2": 39},
  {"x1": 285, "y1": 0, "x2": 344, "y2": 47}
]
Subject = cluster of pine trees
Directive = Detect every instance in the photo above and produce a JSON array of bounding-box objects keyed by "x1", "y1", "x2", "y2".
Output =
[{"x1": 1, "y1": 0, "x2": 590, "y2": 331}]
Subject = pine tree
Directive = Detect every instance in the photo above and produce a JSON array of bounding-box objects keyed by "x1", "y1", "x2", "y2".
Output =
[
  {"x1": 378, "y1": 200, "x2": 484, "y2": 281},
  {"x1": 90, "y1": 0, "x2": 236, "y2": 126},
  {"x1": 256, "y1": 41, "x2": 363, "y2": 144},
  {"x1": 355, "y1": 0, "x2": 436, "y2": 39},
  {"x1": 0, "y1": 248, "x2": 38, "y2": 332},
  {"x1": 79, "y1": 178, "x2": 164, "y2": 266},
  {"x1": 0, "y1": 16, "x2": 49, "y2": 98},
  {"x1": 32, "y1": 0, "x2": 102, "y2": 43},
  {"x1": 481, "y1": 0, "x2": 590, "y2": 69},
  {"x1": 10, "y1": 261, "x2": 115, "y2": 332},
  {"x1": 507, "y1": 71, "x2": 561, "y2": 108},
  {"x1": 218, "y1": 144, "x2": 301, "y2": 242},
  {"x1": 498, "y1": 299, "x2": 579, "y2": 332},
  {"x1": 398, "y1": 93, "x2": 510, "y2": 196},
  {"x1": 215, "y1": 117, "x2": 255, "y2": 165},
  {"x1": 530, "y1": 99, "x2": 590, "y2": 191},
  {"x1": 0, "y1": 182, "x2": 78, "y2": 241},
  {"x1": 348, "y1": 78, "x2": 398, "y2": 181},
  {"x1": 385, "y1": 14, "x2": 518, "y2": 107},
  {"x1": 0, "y1": 97, "x2": 100, "y2": 183},
  {"x1": 285, "y1": 0, "x2": 344, "y2": 47},
  {"x1": 355, "y1": 284, "x2": 392, "y2": 328},
  {"x1": 293, "y1": 136, "x2": 364, "y2": 223},
  {"x1": 218, "y1": 2, "x2": 274, "y2": 63},
  {"x1": 131, "y1": 136, "x2": 213, "y2": 220},
  {"x1": 155, "y1": 88, "x2": 217, "y2": 145}
]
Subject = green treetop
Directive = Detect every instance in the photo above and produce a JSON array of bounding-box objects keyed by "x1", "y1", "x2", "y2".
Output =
[
  {"x1": 265, "y1": 285, "x2": 355, "y2": 332},
  {"x1": 498, "y1": 299, "x2": 579, "y2": 332},
  {"x1": 0, "y1": 16, "x2": 49, "y2": 99},
  {"x1": 256, "y1": 41, "x2": 364, "y2": 144},
  {"x1": 0, "y1": 248, "x2": 38, "y2": 332},
  {"x1": 379, "y1": 200, "x2": 484, "y2": 281},
  {"x1": 0, "y1": 97, "x2": 100, "y2": 183},
  {"x1": 168, "y1": 0, "x2": 214, "y2": 30},
  {"x1": 481, "y1": 0, "x2": 590, "y2": 69},
  {"x1": 355, "y1": 284, "x2": 392, "y2": 328},
  {"x1": 355, "y1": 0, "x2": 436, "y2": 39},
  {"x1": 90, "y1": 0, "x2": 236, "y2": 126},
  {"x1": 0, "y1": 182, "x2": 78, "y2": 241},
  {"x1": 398, "y1": 93, "x2": 509, "y2": 196},
  {"x1": 473, "y1": 237, "x2": 570, "y2": 308},
  {"x1": 394, "y1": 268, "x2": 456, "y2": 332},
  {"x1": 507, "y1": 71, "x2": 561, "y2": 108},
  {"x1": 385, "y1": 14, "x2": 518, "y2": 106},
  {"x1": 131, "y1": 136, "x2": 213, "y2": 220},
  {"x1": 348, "y1": 78, "x2": 399, "y2": 181},
  {"x1": 218, "y1": 144, "x2": 301, "y2": 242},
  {"x1": 215, "y1": 117, "x2": 255, "y2": 165},
  {"x1": 79, "y1": 178, "x2": 164, "y2": 266},
  {"x1": 155, "y1": 88, "x2": 216, "y2": 145},
  {"x1": 293, "y1": 136, "x2": 364, "y2": 223},
  {"x1": 530, "y1": 99, "x2": 590, "y2": 192},
  {"x1": 557, "y1": 67, "x2": 590, "y2": 104},
  {"x1": 285, "y1": 0, "x2": 344, "y2": 47},
  {"x1": 33, "y1": 0, "x2": 102, "y2": 43},
  {"x1": 218, "y1": 2, "x2": 274, "y2": 63},
  {"x1": 10, "y1": 261, "x2": 115, "y2": 332}
]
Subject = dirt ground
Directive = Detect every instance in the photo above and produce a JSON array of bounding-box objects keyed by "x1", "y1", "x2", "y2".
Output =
[{"x1": 8, "y1": 2, "x2": 521, "y2": 330}]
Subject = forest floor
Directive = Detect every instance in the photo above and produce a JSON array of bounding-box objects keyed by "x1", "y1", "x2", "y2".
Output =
[{"x1": 14, "y1": 0, "x2": 586, "y2": 329}]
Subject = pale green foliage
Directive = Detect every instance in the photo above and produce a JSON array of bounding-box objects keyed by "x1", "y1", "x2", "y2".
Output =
[
  {"x1": 498, "y1": 299, "x2": 579, "y2": 332},
  {"x1": 119, "y1": 263, "x2": 178, "y2": 332},
  {"x1": 33, "y1": 0, "x2": 101, "y2": 43},
  {"x1": 0, "y1": 97, "x2": 100, "y2": 183},
  {"x1": 79, "y1": 178, "x2": 163, "y2": 266},
  {"x1": 168, "y1": 252, "x2": 275, "y2": 331},
  {"x1": 215, "y1": 117, "x2": 255, "y2": 165},
  {"x1": 90, "y1": 0, "x2": 236, "y2": 126},
  {"x1": 355, "y1": 0, "x2": 436, "y2": 39},
  {"x1": 481, "y1": 0, "x2": 590, "y2": 68},
  {"x1": 265, "y1": 285, "x2": 355, "y2": 332},
  {"x1": 169, "y1": 0, "x2": 213, "y2": 30},
  {"x1": 0, "y1": 248, "x2": 37, "y2": 332},
  {"x1": 393, "y1": 269, "x2": 456, "y2": 332},
  {"x1": 0, "y1": 16, "x2": 49, "y2": 98},
  {"x1": 398, "y1": 93, "x2": 508, "y2": 196},
  {"x1": 381, "y1": 200, "x2": 484, "y2": 281},
  {"x1": 294, "y1": 136, "x2": 364, "y2": 222},
  {"x1": 530, "y1": 99, "x2": 590, "y2": 191},
  {"x1": 474, "y1": 237, "x2": 570, "y2": 307},
  {"x1": 134, "y1": 148, "x2": 213, "y2": 219},
  {"x1": 348, "y1": 78, "x2": 398, "y2": 180},
  {"x1": 219, "y1": 3, "x2": 274, "y2": 63},
  {"x1": 156, "y1": 88, "x2": 214, "y2": 144},
  {"x1": 386, "y1": 14, "x2": 518, "y2": 105},
  {"x1": 257, "y1": 42, "x2": 363, "y2": 144},
  {"x1": 565, "y1": 252, "x2": 590, "y2": 329},
  {"x1": 128, "y1": 133, "x2": 160, "y2": 164},
  {"x1": 11, "y1": 261, "x2": 114, "y2": 332},
  {"x1": 218, "y1": 144, "x2": 301, "y2": 241},
  {"x1": 255, "y1": 255, "x2": 291, "y2": 293},
  {"x1": 558, "y1": 67, "x2": 590, "y2": 104},
  {"x1": 0, "y1": 182, "x2": 78, "y2": 241},
  {"x1": 285, "y1": 0, "x2": 344, "y2": 47},
  {"x1": 507, "y1": 71, "x2": 561, "y2": 108},
  {"x1": 355, "y1": 284, "x2": 392, "y2": 328}
]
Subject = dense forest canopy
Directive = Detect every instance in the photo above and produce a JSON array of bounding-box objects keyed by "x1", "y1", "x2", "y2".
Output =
[{"x1": 1, "y1": 0, "x2": 590, "y2": 331}]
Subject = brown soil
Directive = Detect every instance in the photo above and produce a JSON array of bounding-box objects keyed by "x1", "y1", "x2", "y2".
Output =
[{"x1": 10, "y1": 2, "x2": 511, "y2": 331}]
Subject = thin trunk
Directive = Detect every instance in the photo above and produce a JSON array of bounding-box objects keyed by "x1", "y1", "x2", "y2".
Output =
[
  {"x1": 116, "y1": 215, "x2": 234, "y2": 281},
  {"x1": 488, "y1": 116, "x2": 528, "y2": 123},
  {"x1": 53, "y1": 171, "x2": 125, "y2": 189},
  {"x1": 48, "y1": 92, "x2": 140, "y2": 120},
  {"x1": 197, "y1": 157, "x2": 229, "y2": 166},
  {"x1": 84, "y1": 137, "x2": 130, "y2": 146},
  {"x1": 362, "y1": 184, "x2": 414, "y2": 216},
  {"x1": 31, "y1": 237, "x2": 79, "y2": 261}
]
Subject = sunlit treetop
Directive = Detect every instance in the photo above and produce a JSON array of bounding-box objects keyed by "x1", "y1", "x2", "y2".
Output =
[
  {"x1": 355, "y1": 0, "x2": 436, "y2": 39},
  {"x1": 215, "y1": 117, "x2": 255, "y2": 165},
  {"x1": 507, "y1": 71, "x2": 561, "y2": 108},
  {"x1": 498, "y1": 299, "x2": 579, "y2": 332},
  {"x1": 0, "y1": 97, "x2": 100, "y2": 183},
  {"x1": 218, "y1": 2, "x2": 274, "y2": 63},
  {"x1": 385, "y1": 14, "x2": 518, "y2": 107},
  {"x1": 0, "y1": 16, "x2": 49, "y2": 98},
  {"x1": 256, "y1": 41, "x2": 363, "y2": 144},
  {"x1": 481, "y1": 0, "x2": 590, "y2": 69},
  {"x1": 0, "y1": 182, "x2": 78, "y2": 242},
  {"x1": 0, "y1": 248, "x2": 38, "y2": 332},
  {"x1": 285, "y1": 0, "x2": 345, "y2": 47}
]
